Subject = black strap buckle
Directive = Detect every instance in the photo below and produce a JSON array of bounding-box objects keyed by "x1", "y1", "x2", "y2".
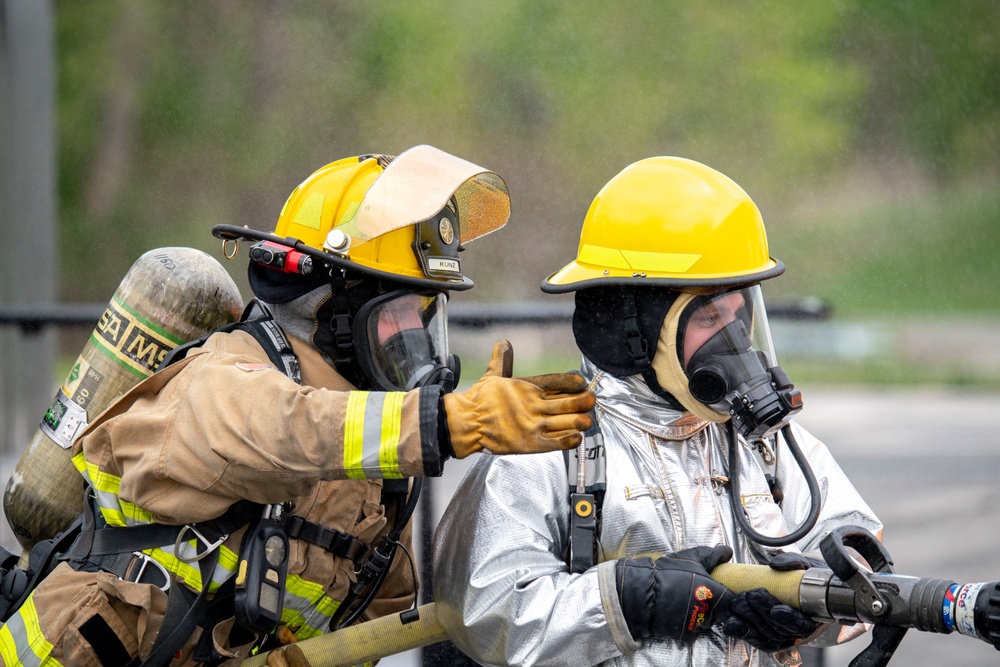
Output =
[{"x1": 281, "y1": 515, "x2": 369, "y2": 564}]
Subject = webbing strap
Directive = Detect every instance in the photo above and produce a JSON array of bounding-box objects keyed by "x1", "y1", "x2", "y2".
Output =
[
  {"x1": 280, "y1": 515, "x2": 369, "y2": 564},
  {"x1": 88, "y1": 500, "x2": 263, "y2": 557},
  {"x1": 140, "y1": 549, "x2": 219, "y2": 667},
  {"x1": 159, "y1": 300, "x2": 302, "y2": 386},
  {"x1": 238, "y1": 319, "x2": 301, "y2": 385}
]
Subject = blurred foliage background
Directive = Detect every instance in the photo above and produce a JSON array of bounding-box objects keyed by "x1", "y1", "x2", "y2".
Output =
[{"x1": 44, "y1": 0, "x2": 1000, "y2": 383}]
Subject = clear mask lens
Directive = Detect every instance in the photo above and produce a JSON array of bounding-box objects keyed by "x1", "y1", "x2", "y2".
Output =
[
  {"x1": 682, "y1": 285, "x2": 776, "y2": 409},
  {"x1": 681, "y1": 285, "x2": 801, "y2": 438},
  {"x1": 361, "y1": 291, "x2": 452, "y2": 391}
]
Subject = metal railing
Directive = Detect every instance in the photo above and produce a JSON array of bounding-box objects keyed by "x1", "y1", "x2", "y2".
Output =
[{"x1": 0, "y1": 299, "x2": 830, "y2": 333}]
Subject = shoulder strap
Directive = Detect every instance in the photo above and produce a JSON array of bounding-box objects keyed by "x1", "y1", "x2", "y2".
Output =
[
  {"x1": 565, "y1": 417, "x2": 606, "y2": 574},
  {"x1": 238, "y1": 317, "x2": 301, "y2": 384},
  {"x1": 160, "y1": 299, "x2": 301, "y2": 385}
]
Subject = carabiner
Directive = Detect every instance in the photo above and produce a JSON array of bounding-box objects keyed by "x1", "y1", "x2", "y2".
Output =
[
  {"x1": 174, "y1": 525, "x2": 228, "y2": 563},
  {"x1": 126, "y1": 551, "x2": 171, "y2": 591}
]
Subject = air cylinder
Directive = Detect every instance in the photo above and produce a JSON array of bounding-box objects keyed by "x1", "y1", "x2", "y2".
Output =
[{"x1": 3, "y1": 247, "x2": 243, "y2": 554}]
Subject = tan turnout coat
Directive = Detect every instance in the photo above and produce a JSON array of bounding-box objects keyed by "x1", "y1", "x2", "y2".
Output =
[{"x1": 1, "y1": 327, "x2": 439, "y2": 666}]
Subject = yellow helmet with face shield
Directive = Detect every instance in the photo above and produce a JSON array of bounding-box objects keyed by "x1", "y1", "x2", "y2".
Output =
[
  {"x1": 544, "y1": 157, "x2": 800, "y2": 439},
  {"x1": 212, "y1": 145, "x2": 511, "y2": 393},
  {"x1": 269, "y1": 145, "x2": 511, "y2": 290},
  {"x1": 548, "y1": 157, "x2": 817, "y2": 550}
]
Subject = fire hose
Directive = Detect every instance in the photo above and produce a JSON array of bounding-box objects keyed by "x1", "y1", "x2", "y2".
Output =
[{"x1": 242, "y1": 525, "x2": 1000, "y2": 667}]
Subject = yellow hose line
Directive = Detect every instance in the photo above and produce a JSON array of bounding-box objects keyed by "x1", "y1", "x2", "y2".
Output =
[
  {"x1": 711, "y1": 563, "x2": 805, "y2": 608},
  {"x1": 241, "y1": 564, "x2": 806, "y2": 666},
  {"x1": 241, "y1": 603, "x2": 448, "y2": 667}
]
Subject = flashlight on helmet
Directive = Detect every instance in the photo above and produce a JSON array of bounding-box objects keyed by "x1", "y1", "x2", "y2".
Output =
[{"x1": 249, "y1": 240, "x2": 314, "y2": 276}]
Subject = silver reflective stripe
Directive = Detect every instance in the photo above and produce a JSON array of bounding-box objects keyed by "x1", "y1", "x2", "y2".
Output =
[
  {"x1": 344, "y1": 391, "x2": 406, "y2": 478},
  {"x1": 281, "y1": 574, "x2": 340, "y2": 640},
  {"x1": 360, "y1": 394, "x2": 387, "y2": 471},
  {"x1": 0, "y1": 597, "x2": 62, "y2": 667}
]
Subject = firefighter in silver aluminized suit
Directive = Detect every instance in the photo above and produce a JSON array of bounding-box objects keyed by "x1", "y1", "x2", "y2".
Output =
[{"x1": 432, "y1": 157, "x2": 883, "y2": 667}]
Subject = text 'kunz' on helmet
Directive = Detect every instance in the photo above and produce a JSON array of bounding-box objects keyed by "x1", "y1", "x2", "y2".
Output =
[{"x1": 213, "y1": 144, "x2": 511, "y2": 293}]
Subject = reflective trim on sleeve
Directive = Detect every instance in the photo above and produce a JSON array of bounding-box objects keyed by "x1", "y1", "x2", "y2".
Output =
[
  {"x1": 379, "y1": 392, "x2": 404, "y2": 479},
  {"x1": 0, "y1": 596, "x2": 64, "y2": 667},
  {"x1": 343, "y1": 391, "x2": 406, "y2": 479},
  {"x1": 344, "y1": 392, "x2": 369, "y2": 479}
]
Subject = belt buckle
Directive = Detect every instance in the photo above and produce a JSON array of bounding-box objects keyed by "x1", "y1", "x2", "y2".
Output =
[{"x1": 125, "y1": 551, "x2": 171, "y2": 591}]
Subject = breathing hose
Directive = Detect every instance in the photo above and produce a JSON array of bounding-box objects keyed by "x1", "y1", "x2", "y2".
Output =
[
  {"x1": 328, "y1": 478, "x2": 424, "y2": 630},
  {"x1": 727, "y1": 421, "x2": 822, "y2": 547}
]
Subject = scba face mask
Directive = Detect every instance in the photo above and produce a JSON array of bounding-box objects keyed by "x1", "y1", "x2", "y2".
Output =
[
  {"x1": 653, "y1": 285, "x2": 802, "y2": 439},
  {"x1": 354, "y1": 289, "x2": 460, "y2": 393}
]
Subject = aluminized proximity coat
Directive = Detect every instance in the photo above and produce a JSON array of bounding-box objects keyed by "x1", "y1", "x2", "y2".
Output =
[{"x1": 433, "y1": 357, "x2": 882, "y2": 667}]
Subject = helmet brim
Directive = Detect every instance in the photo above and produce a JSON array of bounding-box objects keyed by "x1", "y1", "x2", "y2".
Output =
[{"x1": 540, "y1": 258, "x2": 785, "y2": 293}]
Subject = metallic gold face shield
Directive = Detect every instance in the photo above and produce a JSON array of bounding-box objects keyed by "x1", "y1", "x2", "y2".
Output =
[{"x1": 334, "y1": 144, "x2": 511, "y2": 245}]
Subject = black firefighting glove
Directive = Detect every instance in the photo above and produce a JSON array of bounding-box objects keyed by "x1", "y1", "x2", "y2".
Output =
[
  {"x1": 723, "y1": 588, "x2": 819, "y2": 652},
  {"x1": 722, "y1": 550, "x2": 820, "y2": 652},
  {"x1": 616, "y1": 545, "x2": 735, "y2": 643},
  {"x1": 767, "y1": 550, "x2": 825, "y2": 571}
]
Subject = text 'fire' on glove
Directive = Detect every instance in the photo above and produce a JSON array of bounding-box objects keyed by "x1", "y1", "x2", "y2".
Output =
[
  {"x1": 443, "y1": 340, "x2": 596, "y2": 458},
  {"x1": 616, "y1": 545, "x2": 735, "y2": 643}
]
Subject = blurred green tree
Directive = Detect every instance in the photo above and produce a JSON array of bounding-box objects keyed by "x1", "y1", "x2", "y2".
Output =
[{"x1": 52, "y1": 0, "x2": 998, "y2": 310}]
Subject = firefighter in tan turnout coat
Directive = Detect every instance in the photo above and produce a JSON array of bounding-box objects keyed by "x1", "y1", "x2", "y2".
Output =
[{"x1": 0, "y1": 146, "x2": 595, "y2": 666}]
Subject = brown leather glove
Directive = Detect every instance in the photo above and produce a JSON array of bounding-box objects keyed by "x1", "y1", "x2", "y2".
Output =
[
  {"x1": 265, "y1": 644, "x2": 310, "y2": 667},
  {"x1": 443, "y1": 340, "x2": 596, "y2": 458}
]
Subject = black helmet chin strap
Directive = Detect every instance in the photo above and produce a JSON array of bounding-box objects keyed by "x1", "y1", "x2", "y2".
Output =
[
  {"x1": 325, "y1": 269, "x2": 365, "y2": 386},
  {"x1": 620, "y1": 286, "x2": 686, "y2": 411}
]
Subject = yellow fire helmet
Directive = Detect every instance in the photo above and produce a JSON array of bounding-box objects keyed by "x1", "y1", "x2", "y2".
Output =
[
  {"x1": 541, "y1": 156, "x2": 783, "y2": 293},
  {"x1": 214, "y1": 145, "x2": 511, "y2": 291}
]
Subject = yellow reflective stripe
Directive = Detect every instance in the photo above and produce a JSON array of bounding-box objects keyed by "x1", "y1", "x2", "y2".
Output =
[
  {"x1": 119, "y1": 498, "x2": 154, "y2": 524},
  {"x1": 344, "y1": 392, "x2": 369, "y2": 479},
  {"x1": 74, "y1": 458, "x2": 125, "y2": 526},
  {"x1": 281, "y1": 573, "x2": 341, "y2": 640},
  {"x1": 344, "y1": 391, "x2": 407, "y2": 479},
  {"x1": 143, "y1": 543, "x2": 239, "y2": 594},
  {"x1": 78, "y1": 459, "x2": 121, "y2": 496},
  {"x1": 72, "y1": 456, "x2": 239, "y2": 594},
  {"x1": 74, "y1": 457, "x2": 155, "y2": 527},
  {"x1": 379, "y1": 392, "x2": 404, "y2": 479},
  {"x1": 285, "y1": 572, "x2": 324, "y2": 600},
  {"x1": 0, "y1": 596, "x2": 64, "y2": 667},
  {"x1": 71, "y1": 451, "x2": 86, "y2": 474}
]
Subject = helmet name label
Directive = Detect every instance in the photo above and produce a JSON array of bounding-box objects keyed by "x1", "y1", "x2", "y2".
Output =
[{"x1": 427, "y1": 257, "x2": 460, "y2": 274}]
